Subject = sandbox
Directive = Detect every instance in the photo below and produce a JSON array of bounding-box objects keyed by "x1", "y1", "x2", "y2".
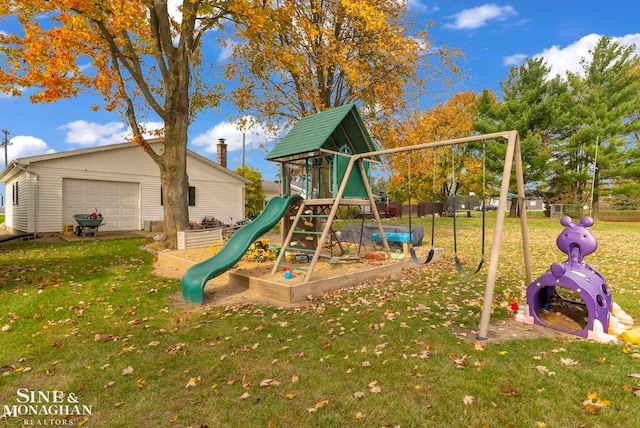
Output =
[{"x1": 156, "y1": 246, "x2": 439, "y2": 304}]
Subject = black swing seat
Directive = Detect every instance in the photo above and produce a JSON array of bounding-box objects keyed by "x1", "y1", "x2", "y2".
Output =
[
  {"x1": 410, "y1": 247, "x2": 436, "y2": 265},
  {"x1": 454, "y1": 255, "x2": 484, "y2": 277}
]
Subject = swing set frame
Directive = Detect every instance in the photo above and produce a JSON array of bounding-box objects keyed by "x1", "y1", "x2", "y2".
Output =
[{"x1": 316, "y1": 130, "x2": 532, "y2": 341}]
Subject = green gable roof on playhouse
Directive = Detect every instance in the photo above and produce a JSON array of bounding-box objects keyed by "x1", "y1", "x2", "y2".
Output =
[{"x1": 266, "y1": 104, "x2": 378, "y2": 162}]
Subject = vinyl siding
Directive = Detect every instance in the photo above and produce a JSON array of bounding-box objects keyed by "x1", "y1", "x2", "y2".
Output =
[
  {"x1": 186, "y1": 178, "x2": 245, "y2": 225},
  {"x1": 6, "y1": 172, "x2": 32, "y2": 232},
  {"x1": 9, "y1": 144, "x2": 246, "y2": 233}
]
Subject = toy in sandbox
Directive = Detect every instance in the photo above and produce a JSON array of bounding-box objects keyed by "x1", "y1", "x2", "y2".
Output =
[{"x1": 516, "y1": 216, "x2": 635, "y2": 343}]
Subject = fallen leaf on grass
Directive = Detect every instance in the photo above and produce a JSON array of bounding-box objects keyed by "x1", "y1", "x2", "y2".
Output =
[
  {"x1": 94, "y1": 334, "x2": 117, "y2": 342},
  {"x1": 623, "y1": 384, "x2": 640, "y2": 397},
  {"x1": 582, "y1": 391, "x2": 610, "y2": 415},
  {"x1": 242, "y1": 376, "x2": 253, "y2": 389},
  {"x1": 463, "y1": 395, "x2": 474, "y2": 405},
  {"x1": 166, "y1": 343, "x2": 187, "y2": 355},
  {"x1": 314, "y1": 399, "x2": 328, "y2": 409},
  {"x1": 353, "y1": 391, "x2": 365, "y2": 398},
  {"x1": 474, "y1": 341, "x2": 485, "y2": 352},
  {"x1": 500, "y1": 386, "x2": 521, "y2": 396},
  {"x1": 240, "y1": 392, "x2": 250, "y2": 400},
  {"x1": 368, "y1": 380, "x2": 381, "y2": 393},
  {"x1": 535, "y1": 366, "x2": 555, "y2": 376},
  {"x1": 186, "y1": 377, "x2": 197, "y2": 388},
  {"x1": 260, "y1": 379, "x2": 280, "y2": 387},
  {"x1": 560, "y1": 357, "x2": 579, "y2": 366},
  {"x1": 449, "y1": 354, "x2": 468, "y2": 369},
  {"x1": 136, "y1": 378, "x2": 147, "y2": 388},
  {"x1": 122, "y1": 366, "x2": 134, "y2": 376}
]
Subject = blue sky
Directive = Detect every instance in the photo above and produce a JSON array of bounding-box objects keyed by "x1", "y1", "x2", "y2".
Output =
[{"x1": 1, "y1": 1, "x2": 639, "y2": 205}]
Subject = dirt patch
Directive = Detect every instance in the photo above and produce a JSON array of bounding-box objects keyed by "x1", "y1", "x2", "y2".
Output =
[
  {"x1": 537, "y1": 300, "x2": 587, "y2": 332},
  {"x1": 453, "y1": 319, "x2": 578, "y2": 344}
]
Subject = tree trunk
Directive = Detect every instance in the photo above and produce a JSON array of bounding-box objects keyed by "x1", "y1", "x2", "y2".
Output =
[
  {"x1": 592, "y1": 168, "x2": 600, "y2": 219},
  {"x1": 509, "y1": 196, "x2": 519, "y2": 217},
  {"x1": 159, "y1": 135, "x2": 189, "y2": 249},
  {"x1": 157, "y1": 61, "x2": 191, "y2": 249}
]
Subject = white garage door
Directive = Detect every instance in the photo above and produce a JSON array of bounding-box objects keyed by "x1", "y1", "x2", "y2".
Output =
[{"x1": 63, "y1": 179, "x2": 140, "y2": 231}]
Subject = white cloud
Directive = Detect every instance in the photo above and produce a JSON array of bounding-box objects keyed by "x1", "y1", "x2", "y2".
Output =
[
  {"x1": 78, "y1": 62, "x2": 93, "y2": 72},
  {"x1": 168, "y1": 0, "x2": 182, "y2": 22},
  {"x1": 503, "y1": 53, "x2": 527, "y2": 66},
  {"x1": 59, "y1": 120, "x2": 127, "y2": 146},
  {"x1": 191, "y1": 117, "x2": 272, "y2": 156},
  {"x1": 128, "y1": 121, "x2": 165, "y2": 140},
  {"x1": 0, "y1": 84, "x2": 24, "y2": 98},
  {"x1": 217, "y1": 41, "x2": 235, "y2": 62},
  {"x1": 445, "y1": 3, "x2": 516, "y2": 30},
  {"x1": 617, "y1": 33, "x2": 640, "y2": 51},
  {"x1": 534, "y1": 33, "x2": 640, "y2": 78},
  {"x1": 6, "y1": 136, "x2": 56, "y2": 163},
  {"x1": 406, "y1": 0, "x2": 437, "y2": 12},
  {"x1": 59, "y1": 120, "x2": 166, "y2": 147}
]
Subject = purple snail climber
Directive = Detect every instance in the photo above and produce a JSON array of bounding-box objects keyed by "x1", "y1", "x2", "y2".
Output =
[{"x1": 517, "y1": 216, "x2": 633, "y2": 342}]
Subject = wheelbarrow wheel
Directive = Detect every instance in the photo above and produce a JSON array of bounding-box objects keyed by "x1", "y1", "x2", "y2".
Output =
[{"x1": 76, "y1": 226, "x2": 82, "y2": 236}]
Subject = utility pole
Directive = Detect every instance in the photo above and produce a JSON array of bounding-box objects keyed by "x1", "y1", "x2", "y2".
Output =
[
  {"x1": 1, "y1": 129, "x2": 10, "y2": 168},
  {"x1": 241, "y1": 132, "x2": 246, "y2": 168}
]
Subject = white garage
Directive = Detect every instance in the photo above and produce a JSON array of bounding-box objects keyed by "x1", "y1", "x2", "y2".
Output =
[
  {"x1": 0, "y1": 141, "x2": 249, "y2": 235},
  {"x1": 63, "y1": 179, "x2": 140, "y2": 231}
]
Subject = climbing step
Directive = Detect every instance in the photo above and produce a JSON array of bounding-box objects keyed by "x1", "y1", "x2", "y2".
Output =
[
  {"x1": 294, "y1": 229, "x2": 324, "y2": 235},
  {"x1": 284, "y1": 247, "x2": 315, "y2": 253},
  {"x1": 277, "y1": 263, "x2": 308, "y2": 272}
]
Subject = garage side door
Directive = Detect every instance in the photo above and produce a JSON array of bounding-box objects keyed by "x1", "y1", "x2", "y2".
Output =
[{"x1": 63, "y1": 179, "x2": 140, "y2": 231}]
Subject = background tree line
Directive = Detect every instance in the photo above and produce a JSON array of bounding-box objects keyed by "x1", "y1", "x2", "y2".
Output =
[{"x1": 383, "y1": 36, "x2": 640, "y2": 218}]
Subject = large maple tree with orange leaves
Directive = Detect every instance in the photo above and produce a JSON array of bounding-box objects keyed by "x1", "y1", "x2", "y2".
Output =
[{"x1": 0, "y1": 0, "x2": 232, "y2": 248}]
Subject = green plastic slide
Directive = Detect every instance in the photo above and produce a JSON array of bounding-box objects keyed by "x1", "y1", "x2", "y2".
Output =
[{"x1": 181, "y1": 194, "x2": 303, "y2": 304}]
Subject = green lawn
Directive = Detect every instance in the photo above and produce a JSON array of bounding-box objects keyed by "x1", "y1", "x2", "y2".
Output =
[{"x1": 1, "y1": 217, "x2": 639, "y2": 427}]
